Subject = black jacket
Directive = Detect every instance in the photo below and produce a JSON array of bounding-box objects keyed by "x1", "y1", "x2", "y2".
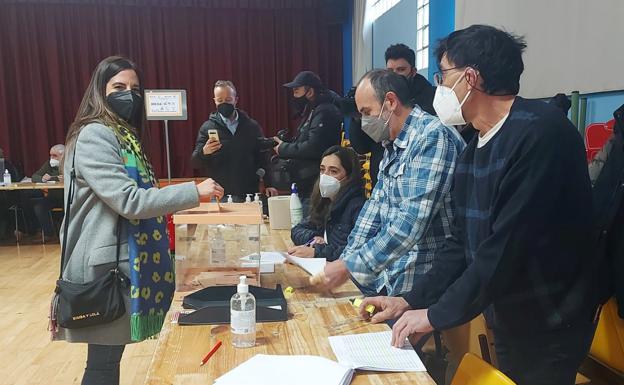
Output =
[
  {"x1": 588, "y1": 104, "x2": 624, "y2": 318},
  {"x1": 32, "y1": 161, "x2": 60, "y2": 183},
  {"x1": 349, "y1": 73, "x2": 436, "y2": 187},
  {"x1": 290, "y1": 183, "x2": 366, "y2": 261},
  {"x1": 191, "y1": 110, "x2": 265, "y2": 197},
  {"x1": 275, "y1": 95, "x2": 342, "y2": 198}
]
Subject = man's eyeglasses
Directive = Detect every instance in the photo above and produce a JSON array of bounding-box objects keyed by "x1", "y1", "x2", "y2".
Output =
[{"x1": 433, "y1": 67, "x2": 460, "y2": 86}]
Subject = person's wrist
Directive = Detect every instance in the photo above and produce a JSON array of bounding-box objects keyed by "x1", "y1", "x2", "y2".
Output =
[{"x1": 400, "y1": 297, "x2": 411, "y2": 311}]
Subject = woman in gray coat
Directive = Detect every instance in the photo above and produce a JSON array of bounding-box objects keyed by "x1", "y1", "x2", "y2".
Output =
[{"x1": 56, "y1": 56, "x2": 224, "y2": 385}]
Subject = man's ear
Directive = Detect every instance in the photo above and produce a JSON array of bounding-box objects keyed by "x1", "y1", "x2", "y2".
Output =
[
  {"x1": 465, "y1": 67, "x2": 481, "y2": 91},
  {"x1": 386, "y1": 91, "x2": 400, "y2": 112}
]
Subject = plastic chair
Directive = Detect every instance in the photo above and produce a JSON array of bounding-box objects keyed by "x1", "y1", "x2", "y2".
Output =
[
  {"x1": 585, "y1": 120, "x2": 615, "y2": 162},
  {"x1": 48, "y1": 207, "x2": 64, "y2": 238},
  {"x1": 8, "y1": 205, "x2": 27, "y2": 243},
  {"x1": 590, "y1": 297, "x2": 624, "y2": 374},
  {"x1": 450, "y1": 353, "x2": 516, "y2": 385}
]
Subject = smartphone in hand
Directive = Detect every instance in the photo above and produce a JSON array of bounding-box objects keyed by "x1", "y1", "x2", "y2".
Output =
[{"x1": 208, "y1": 129, "x2": 220, "y2": 142}]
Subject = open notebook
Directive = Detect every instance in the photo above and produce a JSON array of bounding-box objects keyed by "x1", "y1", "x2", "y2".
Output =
[
  {"x1": 328, "y1": 331, "x2": 427, "y2": 372},
  {"x1": 285, "y1": 255, "x2": 326, "y2": 276},
  {"x1": 214, "y1": 354, "x2": 354, "y2": 385}
]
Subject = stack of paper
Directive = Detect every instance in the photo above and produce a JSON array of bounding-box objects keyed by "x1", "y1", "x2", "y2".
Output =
[
  {"x1": 328, "y1": 331, "x2": 426, "y2": 372},
  {"x1": 214, "y1": 354, "x2": 353, "y2": 385},
  {"x1": 286, "y1": 255, "x2": 326, "y2": 276}
]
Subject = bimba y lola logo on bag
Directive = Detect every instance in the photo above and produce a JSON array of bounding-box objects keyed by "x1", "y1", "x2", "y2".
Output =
[{"x1": 72, "y1": 312, "x2": 102, "y2": 321}]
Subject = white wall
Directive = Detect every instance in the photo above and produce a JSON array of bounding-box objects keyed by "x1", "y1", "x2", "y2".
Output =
[
  {"x1": 372, "y1": 0, "x2": 418, "y2": 69},
  {"x1": 455, "y1": 0, "x2": 624, "y2": 98}
]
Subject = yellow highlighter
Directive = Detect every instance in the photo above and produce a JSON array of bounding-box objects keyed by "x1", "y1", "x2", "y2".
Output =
[
  {"x1": 351, "y1": 298, "x2": 375, "y2": 315},
  {"x1": 283, "y1": 286, "x2": 295, "y2": 299}
]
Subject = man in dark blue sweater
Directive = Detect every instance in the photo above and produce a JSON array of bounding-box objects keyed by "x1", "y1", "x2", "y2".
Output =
[{"x1": 359, "y1": 25, "x2": 599, "y2": 385}]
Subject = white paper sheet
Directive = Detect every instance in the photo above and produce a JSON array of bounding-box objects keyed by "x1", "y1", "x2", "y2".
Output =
[
  {"x1": 214, "y1": 354, "x2": 353, "y2": 385},
  {"x1": 328, "y1": 331, "x2": 426, "y2": 372},
  {"x1": 240, "y1": 251, "x2": 287, "y2": 264},
  {"x1": 285, "y1": 255, "x2": 326, "y2": 276}
]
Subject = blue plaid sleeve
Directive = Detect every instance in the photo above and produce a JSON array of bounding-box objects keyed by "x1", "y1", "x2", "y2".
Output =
[{"x1": 341, "y1": 124, "x2": 461, "y2": 289}]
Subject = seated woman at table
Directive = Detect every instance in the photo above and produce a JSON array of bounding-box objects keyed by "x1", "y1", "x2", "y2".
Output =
[
  {"x1": 289, "y1": 146, "x2": 365, "y2": 261},
  {"x1": 55, "y1": 55, "x2": 224, "y2": 385}
]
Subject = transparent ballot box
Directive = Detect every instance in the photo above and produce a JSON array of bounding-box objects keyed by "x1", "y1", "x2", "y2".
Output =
[{"x1": 173, "y1": 202, "x2": 263, "y2": 291}]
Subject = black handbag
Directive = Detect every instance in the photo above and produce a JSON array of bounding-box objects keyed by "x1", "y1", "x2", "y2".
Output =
[{"x1": 49, "y1": 142, "x2": 129, "y2": 333}]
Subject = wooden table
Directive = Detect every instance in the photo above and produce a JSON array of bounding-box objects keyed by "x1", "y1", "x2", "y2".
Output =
[
  {"x1": 145, "y1": 225, "x2": 435, "y2": 385},
  {"x1": 0, "y1": 181, "x2": 63, "y2": 191}
]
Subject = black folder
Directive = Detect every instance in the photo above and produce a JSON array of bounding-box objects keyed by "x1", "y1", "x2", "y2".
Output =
[{"x1": 178, "y1": 284, "x2": 288, "y2": 325}]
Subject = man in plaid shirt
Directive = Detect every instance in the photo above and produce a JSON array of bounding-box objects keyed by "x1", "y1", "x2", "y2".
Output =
[{"x1": 316, "y1": 69, "x2": 465, "y2": 296}]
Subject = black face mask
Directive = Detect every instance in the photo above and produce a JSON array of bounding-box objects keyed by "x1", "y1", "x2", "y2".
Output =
[
  {"x1": 217, "y1": 103, "x2": 235, "y2": 118},
  {"x1": 106, "y1": 90, "x2": 143, "y2": 127},
  {"x1": 404, "y1": 70, "x2": 419, "y2": 86},
  {"x1": 290, "y1": 92, "x2": 310, "y2": 117}
]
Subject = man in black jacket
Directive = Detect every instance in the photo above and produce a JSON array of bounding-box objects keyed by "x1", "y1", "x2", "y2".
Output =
[
  {"x1": 359, "y1": 25, "x2": 598, "y2": 385},
  {"x1": 588, "y1": 104, "x2": 624, "y2": 318},
  {"x1": 268, "y1": 71, "x2": 342, "y2": 204},
  {"x1": 191, "y1": 80, "x2": 266, "y2": 201},
  {"x1": 348, "y1": 44, "x2": 437, "y2": 188}
]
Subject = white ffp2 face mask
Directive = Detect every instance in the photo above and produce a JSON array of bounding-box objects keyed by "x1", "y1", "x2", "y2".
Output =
[
  {"x1": 319, "y1": 173, "x2": 341, "y2": 199},
  {"x1": 433, "y1": 73, "x2": 472, "y2": 126},
  {"x1": 49, "y1": 158, "x2": 60, "y2": 168}
]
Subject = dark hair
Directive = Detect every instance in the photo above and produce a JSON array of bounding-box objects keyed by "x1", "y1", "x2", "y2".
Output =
[
  {"x1": 309, "y1": 146, "x2": 362, "y2": 226},
  {"x1": 358, "y1": 69, "x2": 413, "y2": 106},
  {"x1": 66, "y1": 56, "x2": 144, "y2": 154},
  {"x1": 385, "y1": 43, "x2": 416, "y2": 69},
  {"x1": 435, "y1": 24, "x2": 527, "y2": 95}
]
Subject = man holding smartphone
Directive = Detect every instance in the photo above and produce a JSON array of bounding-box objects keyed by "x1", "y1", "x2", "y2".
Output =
[{"x1": 191, "y1": 80, "x2": 267, "y2": 201}]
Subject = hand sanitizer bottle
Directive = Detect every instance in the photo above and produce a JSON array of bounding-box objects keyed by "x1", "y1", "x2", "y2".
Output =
[
  {"x1": 245, "y1": 194, "x2": 252, "y2": 203},
  {"x1": 290, "y1": 183, "x2": 303, "y2": 228},
  {"x1": 3, "y1": 169, "x2": 11, "y2": 185},
  {"x1": 231, "y1": 275, "x2": 256, "y2": 348},
  {"x1": 227, "y1": 194, "x2": 233, "y2": 204},
  {"x1": 254, "y1": 192, "x2": 262, "y2": 209}
]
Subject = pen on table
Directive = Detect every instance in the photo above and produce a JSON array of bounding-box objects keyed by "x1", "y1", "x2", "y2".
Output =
[{"x1": 199, "y1": 340, "x2": 222, "y2": 366}]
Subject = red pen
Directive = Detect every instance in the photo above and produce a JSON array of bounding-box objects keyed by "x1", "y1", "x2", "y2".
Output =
[{"x1": 199, "y1": 340, "x2": 222, "y2": 366}]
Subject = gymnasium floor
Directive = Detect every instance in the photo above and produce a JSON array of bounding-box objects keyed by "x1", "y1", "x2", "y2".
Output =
[{"x1": 0, "y1": 243, "x2": 156, "y2": 385}]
